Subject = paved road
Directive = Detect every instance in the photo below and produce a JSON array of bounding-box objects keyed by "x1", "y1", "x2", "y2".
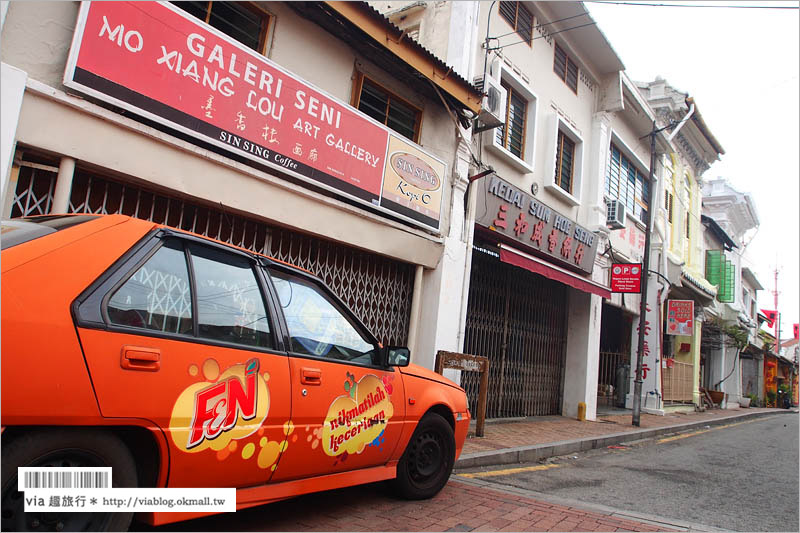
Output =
[{"x1": 457, "y1": 412, "x2": 799, "y2": 532}]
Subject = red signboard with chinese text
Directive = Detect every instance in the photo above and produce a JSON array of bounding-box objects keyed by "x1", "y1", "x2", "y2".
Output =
[
  {"x1": 610, "y1": 263, "x2": 642, "y2": 293},
  {"x1": 63, "y1": 2, "x2": 445, "y2": 231},
  {"x1": 666, "y1": 300, "x2": 694, "y2": 336}
]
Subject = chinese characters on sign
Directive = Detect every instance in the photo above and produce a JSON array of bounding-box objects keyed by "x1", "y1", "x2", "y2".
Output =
[
  {"x1": 63, "y1": 2, "x2": 444, "y2": 231},
  {"x1": 475, "y1": 175, "x2": 599, "y2": 274},
  {"x1": 611, "y1": 263, "x2": 642, "y2": 293},
  {"x1": 666, "y1": 300, "x2": 694, "y2": 336}
]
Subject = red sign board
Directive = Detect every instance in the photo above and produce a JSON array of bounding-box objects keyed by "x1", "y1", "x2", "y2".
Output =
[
  {"x1": 63, "y1": 2, "x2": 445, "y2": 232},
  {"x1": 610, "y1": 263, "x2": 641, "y2": 293},
  {"x1": 667, "y1": 300, "x2": 694, "y2": 336}
]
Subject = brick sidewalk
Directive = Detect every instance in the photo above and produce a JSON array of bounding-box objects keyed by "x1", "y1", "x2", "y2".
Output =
[
  {"x1": 462, "y1": 407, "x2": 779, "y2": 455},
  {"x1": 144, "y1": 479, "x2": 678, "y2": 532}
]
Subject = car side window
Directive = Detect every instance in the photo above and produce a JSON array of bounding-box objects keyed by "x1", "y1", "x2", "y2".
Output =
[
  {"x1": 107, "y1": 240, "x2": 193, "y2": 334},
  {"x1": 269, "y1": 270, "x2": 375, "y2": 363},
  {"x1": 189, "y1": 243, "x2": 274, "y2": 349}
]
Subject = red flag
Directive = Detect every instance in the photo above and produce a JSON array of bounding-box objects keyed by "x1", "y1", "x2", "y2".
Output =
[
  {"x1": 794, "y1": 323, "x2": 799, "y2": 340},
  {"x1": 761, "y1": 309, "x2": 778, "y2": 328}
]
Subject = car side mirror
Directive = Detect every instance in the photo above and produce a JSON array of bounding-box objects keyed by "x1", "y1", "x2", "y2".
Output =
[{"x1": 379, "y1": 346, "x2": 410, "y2": 367}]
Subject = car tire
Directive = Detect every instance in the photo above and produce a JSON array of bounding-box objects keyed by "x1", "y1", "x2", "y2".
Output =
[
  {"x1": 392, "y1": 412, "x2": 455, "y2": 500},
  {"x1": 1, "y1": 428, "x2": 138, "y2": 532}
]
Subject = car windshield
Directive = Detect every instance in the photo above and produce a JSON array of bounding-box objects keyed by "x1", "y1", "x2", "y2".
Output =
[{"x1": 1, "y1": 215, "x2": 100, "y2": 250}]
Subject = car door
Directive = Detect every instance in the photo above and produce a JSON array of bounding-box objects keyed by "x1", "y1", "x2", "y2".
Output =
[
  {"x1": 264, "y1": 267, "x2": 406, "y2": 482},
  {"x1": 75, "y1": 233, "x2": 292, "y2": 489}
]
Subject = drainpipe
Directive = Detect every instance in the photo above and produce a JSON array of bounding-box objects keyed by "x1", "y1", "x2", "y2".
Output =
[{"x1": 667, "y1": 100, "x2": 695, "y2": 143}]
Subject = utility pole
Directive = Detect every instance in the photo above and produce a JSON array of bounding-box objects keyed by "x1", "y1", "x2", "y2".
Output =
[
  {"x1": 772, "y1": 266, "x2": 781, "y2": 348},
  {"x1": 632, "y1": 120, "x2": 663, "y2": 427}
]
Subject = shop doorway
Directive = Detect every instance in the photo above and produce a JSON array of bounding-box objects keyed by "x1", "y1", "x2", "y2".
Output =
[
  {"x1": 462, "y1": 243, "x2": 568, "y2": 418},
  {"x1": 598, "y1": 303, "x2": 633, "y2": 408}
]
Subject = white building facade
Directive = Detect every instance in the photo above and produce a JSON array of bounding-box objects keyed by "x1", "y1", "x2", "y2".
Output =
[{"x1": 700, "y1": 177, "x2": 760, "y2": 408}]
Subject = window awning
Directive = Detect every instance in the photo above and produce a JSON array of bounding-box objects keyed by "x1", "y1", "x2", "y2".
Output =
[{"x1": 498, "y1": 244, "x2": 611, "y2": 299}]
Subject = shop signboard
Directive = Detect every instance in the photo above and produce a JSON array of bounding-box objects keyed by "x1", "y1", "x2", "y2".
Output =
[
  {"x1": 63, "y1": 1, "x2": 445, "y2": 232},
  {"x1": 611, "y1": 263, "x2": 642, "y2": 293},
  {"x1": 475, "y1": 175, "x2": 599, "y2": 274},
  {"x1": 666, "y1": 299, "x2": 694, "y2": 336}
]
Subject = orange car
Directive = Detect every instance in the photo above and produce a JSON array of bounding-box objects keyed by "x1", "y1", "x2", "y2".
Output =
[{"x1": 1, "y1": 214, "x2": 470, "y2": 531}]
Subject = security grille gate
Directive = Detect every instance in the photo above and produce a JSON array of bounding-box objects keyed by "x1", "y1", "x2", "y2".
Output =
[
  {"x1": 463, "y1": 244, "x2": 568, "y2": 418},
  {"x1": 9, "y1": 162, "x2": 414, "y2": 346}
]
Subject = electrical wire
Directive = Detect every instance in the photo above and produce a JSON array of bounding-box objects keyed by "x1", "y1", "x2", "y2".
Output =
[
  {"x1": 487, "y1": 21, "x2": 599, "y2": 52},
  {"x1": 487, "y1": 12, "x2": 593, "y2": 43}
]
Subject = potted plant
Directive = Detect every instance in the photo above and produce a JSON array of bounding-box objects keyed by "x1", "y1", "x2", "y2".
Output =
[
  {"x1": 747, "y1": 393, "x2": 760, "y2": 407},
  {"x1": 766, "y1": 390, "x2": 777, "y2": 407}
]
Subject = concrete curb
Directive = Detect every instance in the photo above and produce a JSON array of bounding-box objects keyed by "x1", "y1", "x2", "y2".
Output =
[{"x1": 456, "y1": 409, "x2": 796, "y2": 469}]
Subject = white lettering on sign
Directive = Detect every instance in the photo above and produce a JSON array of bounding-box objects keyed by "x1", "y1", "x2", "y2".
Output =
[
  {"x1": 99, "y1": 16, "x2": 143, "y2": 53},
  {"x1": 573, "y1": 226, "x2": 595, "y2": 247},
  {"x1": 294, "y1": 91, "x2": 342, "y2": 130},
  {"x1": 487, "y1": 176, "x2": 526, "y2": 209},
  {"x1": 324, "y1": 134, "x2": 381, "y2": 168},
  {"x1": 528, "y1": 200, "x2": 552, "y2": 224},
  {"x1": 553, "y1": 214, "x2": 572, "y2": 234},
  {"x1": 451, "y1": 360, "x2": 481, "y2": 371},
  {"x1": 157, "y1": 47, "x2": 235, "y2": 97},
  {"x1": 246, "y1": 90, "x2": 285, "y2": 121}
]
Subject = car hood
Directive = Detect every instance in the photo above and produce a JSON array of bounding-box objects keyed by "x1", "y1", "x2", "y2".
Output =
[{"x1": 399, "y1": 363, "x2": 463, "y2": 391}]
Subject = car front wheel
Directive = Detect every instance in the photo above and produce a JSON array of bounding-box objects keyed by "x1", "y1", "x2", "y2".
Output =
[
  {"x1": 392, "y1": 412, "x2": 455, "y2": 500},
  {"x1": 1, "y1": 428, "x2": 138, "y2": 532}
]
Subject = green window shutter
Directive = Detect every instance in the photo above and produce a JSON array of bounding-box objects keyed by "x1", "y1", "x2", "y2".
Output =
[
  {"x1": 719, "y1": 259, "x2": 735, "y2": 303},
  {"x1": 706, "y1": 250, "x2": 722, "y2": 286}
]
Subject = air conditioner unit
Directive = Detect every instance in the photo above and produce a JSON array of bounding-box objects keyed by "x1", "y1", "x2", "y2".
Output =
[
  {"x1": 606, "y1": 199, "x2": 626, "y2": 230},
  {"x1": 473, "y1": 74, "x2": 507, "y2": 134}
]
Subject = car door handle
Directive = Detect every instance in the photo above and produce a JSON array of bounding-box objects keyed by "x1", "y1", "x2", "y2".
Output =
[
  {"x1": 121, "y1": 346, "x2": 161, "y2": 372},
  {"x1": 300, "y1": 367, "x2": 321, "y2": 385}
]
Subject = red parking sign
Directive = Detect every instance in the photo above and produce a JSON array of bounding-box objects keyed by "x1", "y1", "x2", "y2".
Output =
[{"x1": 610, "y1": 263, "x2": 642, "y2": 293}]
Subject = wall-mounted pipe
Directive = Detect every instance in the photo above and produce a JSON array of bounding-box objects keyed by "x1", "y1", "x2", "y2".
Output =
[{"x1": 667, "y1": 100, "x2": 695, "y2": 142}]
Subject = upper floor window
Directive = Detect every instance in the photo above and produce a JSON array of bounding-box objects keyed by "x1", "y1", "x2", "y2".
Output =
[
  {"x1": 606, "y1": 144, "x2": 649, "y2": 223},
  {"x1": 173, "y1": 1, "x2": 272, "y2": 54},
  {"x1": 354, "y1": 75, "x2": 421, "y2": 142},
  {"x1": 555, "y1": 130, "x2": 575, "y2": 194},
  {"x1": 665, "y1": 189, "x2": 674, "y2": 224},
  {"x1": 499, "y1": 2, "x2": 533, "y2": 46},
  {"x1": 496, "y1": 79, "x2": 528, "y2": 159},
  {"x1": 553, "y1": 43, "x2": 579, "y2": 94}
]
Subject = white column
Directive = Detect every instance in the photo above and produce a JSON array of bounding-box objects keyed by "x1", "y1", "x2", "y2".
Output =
[
  {"x1": 585, "y1": 112, "x2": 612, "y2": 230},
  {"x1": 414, "y1": 142, "x2": 473, "y2": 373},
  {"x1": 562, "y1": 289, "x2": 603, "y2": 420},
  {"x1": 52, "y1": 156, "x2": 76, "y2": 213},
  {"x1": 406, "y1": 265, "x2": 424, "y2": 356}
]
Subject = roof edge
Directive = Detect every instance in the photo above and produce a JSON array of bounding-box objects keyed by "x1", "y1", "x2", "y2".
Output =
[{"x1": 324, "y1": 1, "x2": 483, "y2": 115}]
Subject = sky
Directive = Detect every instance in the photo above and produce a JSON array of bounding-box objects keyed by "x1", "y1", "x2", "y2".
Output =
[{"x1": 585, "y1": 0, "x2": 800, "y2": 342}]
